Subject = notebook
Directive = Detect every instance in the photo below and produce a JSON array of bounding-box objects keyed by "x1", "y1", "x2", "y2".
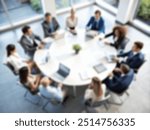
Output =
[{"x1": 93, "y1": 63, "x2": 107, "y2": 73}]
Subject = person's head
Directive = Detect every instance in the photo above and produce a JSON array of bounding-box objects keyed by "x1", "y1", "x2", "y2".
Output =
[
  {"x1": 132, "y1": 41, "x2": 144, "y2": 52},
  {"x1": 6, "y1": 44, "x2": 16, "y2": 57},
  {"x1": 19, "y1": 67, "x2": 29, "y2": 84},
  {"x1": 22, "y1": 25, "x2": 32, "y2": 36},
  {"x1": 91, "y1": 77, "x2": 102, "y2": 96},
  {"x1": 70, "y1": 8, "x2": 76, "y2": 17},
  {"x1": 45, "y1": 12, "x2": 52, "y2": 23},
  {"x1": 120, "y1": 64, "x2": 130, "y2": 74},
  {"x1": 40, "y1": 77, "x2": 52, "y2": 87},
  {"x1": 95, "y1": 10, "x2": 101, "y2": 20},
  {"x1": 113, "y1": 26, "x2": 127, "y2": 38}
]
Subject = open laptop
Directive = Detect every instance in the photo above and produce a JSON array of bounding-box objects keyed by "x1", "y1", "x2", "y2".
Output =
[{"x1": 55, "y1": 63, "x2": 70, "y2": 80}]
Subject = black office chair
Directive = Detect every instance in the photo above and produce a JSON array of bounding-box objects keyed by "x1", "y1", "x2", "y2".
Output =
[{"x1": 4, "y1": 62, "x2": 18, "y2": 75}]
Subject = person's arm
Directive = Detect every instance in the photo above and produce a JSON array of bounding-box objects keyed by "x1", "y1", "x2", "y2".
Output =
[
  {"x1": 53, "y1": 17, "x2": 60, "y2": 31},
  {"x1": 34, "y1": 33, "x2": 42, "y2": 42},
  {"x1": 29, "y1": 75, "x2": 41, "y2": 92},
  {"x1": 117, "y1": 51, "x2": 131, "y2": 57},
  {"x1": 20, "y1": 37, "x2": 37, "y2": 52},
  {"x1": 98, "y1": 18, "x2": 105, "y2": 33},
  {"x1": 104, "y1": 32, "x2": 114, "y2": 38},
  {"x1": 86, "y1": 17, "x2": 93, "y2": 28},
  {"x1": 42, "y1": 22, "x2": 53, "y2": 37}
]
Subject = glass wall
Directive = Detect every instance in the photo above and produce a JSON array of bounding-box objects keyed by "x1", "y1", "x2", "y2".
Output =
[
  {"x1": 55, "y1": 0, "x2": 93, "y2": 9},
  {"x1": 102, "y1": 0, "x2": 119, "y2": 8},
  {"x1": 0, "y1": 0, "x2": 43, "y2": 27},
  {"x1": 135, "y1": 0, "x2": 150, "y2": 26}
]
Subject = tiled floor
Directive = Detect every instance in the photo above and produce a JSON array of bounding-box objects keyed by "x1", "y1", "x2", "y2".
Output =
[{"x1": 0, "y1": 5, "x2": 150, "y2": 113}]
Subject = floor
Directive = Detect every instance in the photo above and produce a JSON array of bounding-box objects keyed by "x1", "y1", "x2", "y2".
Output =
[{"x1": 0, "y1": 5, "x2": 150, "y2": 113}]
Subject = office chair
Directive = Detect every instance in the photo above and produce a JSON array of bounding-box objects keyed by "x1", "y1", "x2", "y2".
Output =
[
  {"x1": 84, "y1": 93, "x2": 111, "y2": 113},
  {"x1": 108, "y1": 89, "x2": 130, "y2": 106},
  {"x1": 4, "y1": 62, "x2": 18, "y2": 75}
]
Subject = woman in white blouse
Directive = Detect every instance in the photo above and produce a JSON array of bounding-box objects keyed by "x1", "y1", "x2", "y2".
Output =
[
  {"x1": 6, "y1": 44, "x2": 35, "y2": 74},
  {"x1": 84, "y1": 77, "x2": 106, "y2": 105},
  {"x1": 66, "y1": 8, "x2": 78, "y2": 35}
]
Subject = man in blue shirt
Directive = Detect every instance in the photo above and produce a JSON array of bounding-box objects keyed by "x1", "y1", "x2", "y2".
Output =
[{"x1": 86, "y1": 10, "x2": 105, "y2": 33}]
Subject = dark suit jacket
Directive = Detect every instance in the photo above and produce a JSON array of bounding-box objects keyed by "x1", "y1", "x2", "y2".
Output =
[
  {"x1": 117, "y1": 51, "x2": 145, "y2": 69},
  {"x1": 104, "y1": 69, "x2": 134, "y2": 94},
  {"x1": 86, "y1": 16, "x2": 105, "y2": 33},
  {"x1": 20, "y1": 34, "x2": 42, "y2": 55},
  {"x1": 105, "y1": 32, "x2": 129, "y2": 51},
  {"x1": 42, "y1": 17, "x2": 60, "y2": 38}
]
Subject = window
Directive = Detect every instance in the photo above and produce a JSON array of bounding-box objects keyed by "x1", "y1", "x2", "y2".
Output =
[
  {"x1": 136, "y1": 0, "x2": 150, "y2": 25},
  {"x1": 0, "y1": 0, "x2": 43, "y2": 26},
  {"x1": 55, "y1": 0, "x2": 93, "y2": 9},
  {"x1": 102, "y1": 0, "x2": 119, "y2": 8}
]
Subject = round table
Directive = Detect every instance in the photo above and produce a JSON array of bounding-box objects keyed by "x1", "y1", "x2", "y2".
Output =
[{"x1": 34, "y1": 29, "x2": 117, "y2": 96}]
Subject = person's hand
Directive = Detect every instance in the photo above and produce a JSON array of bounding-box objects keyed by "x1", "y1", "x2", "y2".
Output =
[
  {"x1": 108, "y1": 72, "x2": 113, "y2": 77},
  {"x1": 102, "y1": 38, "x2": 110, "y2": 45},
  {"x1": 113, "y1": 56, "x2": 119, "y2": 62},
  {"x1": 58, "y1": 83, "x2": 63, "y2": 88},
  {"x1": 38, "y1": 43, "x2": 44, "y2": 49}
]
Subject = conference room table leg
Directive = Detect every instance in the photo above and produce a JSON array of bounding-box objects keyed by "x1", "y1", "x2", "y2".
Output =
[{"x1": 73, "y1": 86, "x2": 77, "y2": 97}]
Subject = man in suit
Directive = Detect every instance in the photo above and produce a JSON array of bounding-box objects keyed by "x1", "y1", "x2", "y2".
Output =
[
  {"x1": 103, "y1": 64, "x2": 134, "y2": 94},
  {"x1": 42, "y1": 12, "x2": 60, "y2": 38},
  {"x1": 20, "y1": 26, "x2": 43, "y2": 58},
  {"x1": 116, "y1": 41, "x2": 145, "y2": 70},
  {"x1": 86, "y1": 10, "x2": 105, "y2": 34}
]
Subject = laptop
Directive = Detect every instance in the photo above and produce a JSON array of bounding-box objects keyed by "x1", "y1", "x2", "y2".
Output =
[
  {"x1": 86, "y1": 30, "x2": 98, "y2": 38},
  {"x1": 56, "y1": 63, "x2": 70, "y2": 78}
]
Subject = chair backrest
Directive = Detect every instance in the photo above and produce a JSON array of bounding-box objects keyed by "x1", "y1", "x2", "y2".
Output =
[
  {"x1": 4, "y1": 62, "x2": 18, "y2": 75},
  {"x1": 134, "y1": 59, "x2": 146, "y2": 73}
]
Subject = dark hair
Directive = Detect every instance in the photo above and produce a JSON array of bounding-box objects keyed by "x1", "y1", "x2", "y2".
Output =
[
  {"x1": 120, "y1": 64, "x2": 130, "y2": 74},
  {"x1": 113, "y1": 26, "x2": 127, "y2": 38},
  {"x1": 45, "y1": 12, "x2": 51, "y2": 17},
  {"x1": 6, "y1": 44, "x2": 15, "y2": 57},
  {"x1": 22, "y1": 25, "x2": 30, "y2": 34},
  {"x1": 134, "y1": 41, "x2": 144, "y2": 50},
  {"x1": 95, "y1": 10, "x2": 101, "y2": 15},
  {"x1": 92, "y1": 77, "x2": 103, "y2": 97},
  {"x1": 19, "y1": 67, "x2": 29, "y2": 84}
]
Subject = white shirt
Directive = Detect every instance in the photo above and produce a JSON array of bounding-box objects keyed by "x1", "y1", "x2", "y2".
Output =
[
  {"x1": 66, "y1": 16, "x2": 78, "y2": 29},
  {"x1": 39, "y1": 85, "x2": 64, "y2": 102},
  {"x1": 7, "y1": 52, "x2": 28, "y2": 73},
  {"x1": 84, "y1": 84, "x2": 106, "y2": 103}
]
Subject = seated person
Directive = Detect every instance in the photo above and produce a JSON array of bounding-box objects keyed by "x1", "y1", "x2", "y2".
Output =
[
  {"x1": 6, "y1": 44, "x2": 35, "y2": 74},
  {"x1": 103, "y1": 64, "x2": 134, "y2": 94},
  {"x1": 20, "y1": 26, "x2": 43, "y2": 58},
  {"x1": 19, "y1": 67, "x2": 67, "y2": 102},
  {"x1": 86, "y1": 10, "x2": 105, "y2": 36},
  {"x1": 39, "y1": 77, "x2": 67, "y2": 102},
  {"x1": 116, "y1": 41, "x2": 145, "y2": 70},
  {"x1": 19, "y1": 67, "x2": 41, "y2": 93},
  {"x1": 42, "y1": 12, "x2": 60, "y2": 38},
  {"x1": 66, "y1": 8, "x2": 78, "y2": 35},
  {"x1": 84, "y1": 77, "x2": 106, "y2": 105},
  {"x1": 101, "y1": 26, "x2": 128, "y2": 53}
]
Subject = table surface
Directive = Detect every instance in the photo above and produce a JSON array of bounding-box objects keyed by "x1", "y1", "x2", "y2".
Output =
[{"x1": 34, "y1": 29, "x2": 117, "y2": 86}]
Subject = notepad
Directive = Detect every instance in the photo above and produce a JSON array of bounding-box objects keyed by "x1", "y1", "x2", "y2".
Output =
[
  {"x1": 93, "y1": 63, "x2": 107, "y2": 73},
  {"x1": 79, "y1": 71, "x2": 92, "y2": 80}
]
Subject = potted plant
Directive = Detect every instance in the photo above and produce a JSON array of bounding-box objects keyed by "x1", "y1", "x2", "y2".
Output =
[{"x1": 73, "y1": 44, "x2": 82, "y2": 54}]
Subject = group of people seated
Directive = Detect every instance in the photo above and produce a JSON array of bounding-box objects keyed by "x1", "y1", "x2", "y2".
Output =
[{"x1": 5, "y1": 8, "x2": 145, "y2": 106}]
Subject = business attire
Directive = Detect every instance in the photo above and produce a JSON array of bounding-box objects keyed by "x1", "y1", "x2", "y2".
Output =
[
  {"x1": 7, "y1": 52, "x2": 28, "y2": 74},
  {"x1": 66, "y1": 16, "x2": 78, "y2": 30},
  {"x1": 103, "y1": 69, "x2": 134, "y2": 94},
  {"x1": 86, "y1": 16, "x2": 105, "y2": 33},
  {"x1": 42, "y1": 17, "x2": 60, "y2": 38},
  {"x1": 105, "y1": 32, "x2": 129, "y2": 52},
  {"x1": 20, "y1": 34, "x2": 42, "y2": 57},
  {"x1": 39, "y1": 85, "x2": 64, "y2": 102},
  {"x1": 117, "y1": 51, "x2": 145, "y2": 70},
  {"x1": 84, "y1": 84, "x2": 106, "y2": 103}
]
